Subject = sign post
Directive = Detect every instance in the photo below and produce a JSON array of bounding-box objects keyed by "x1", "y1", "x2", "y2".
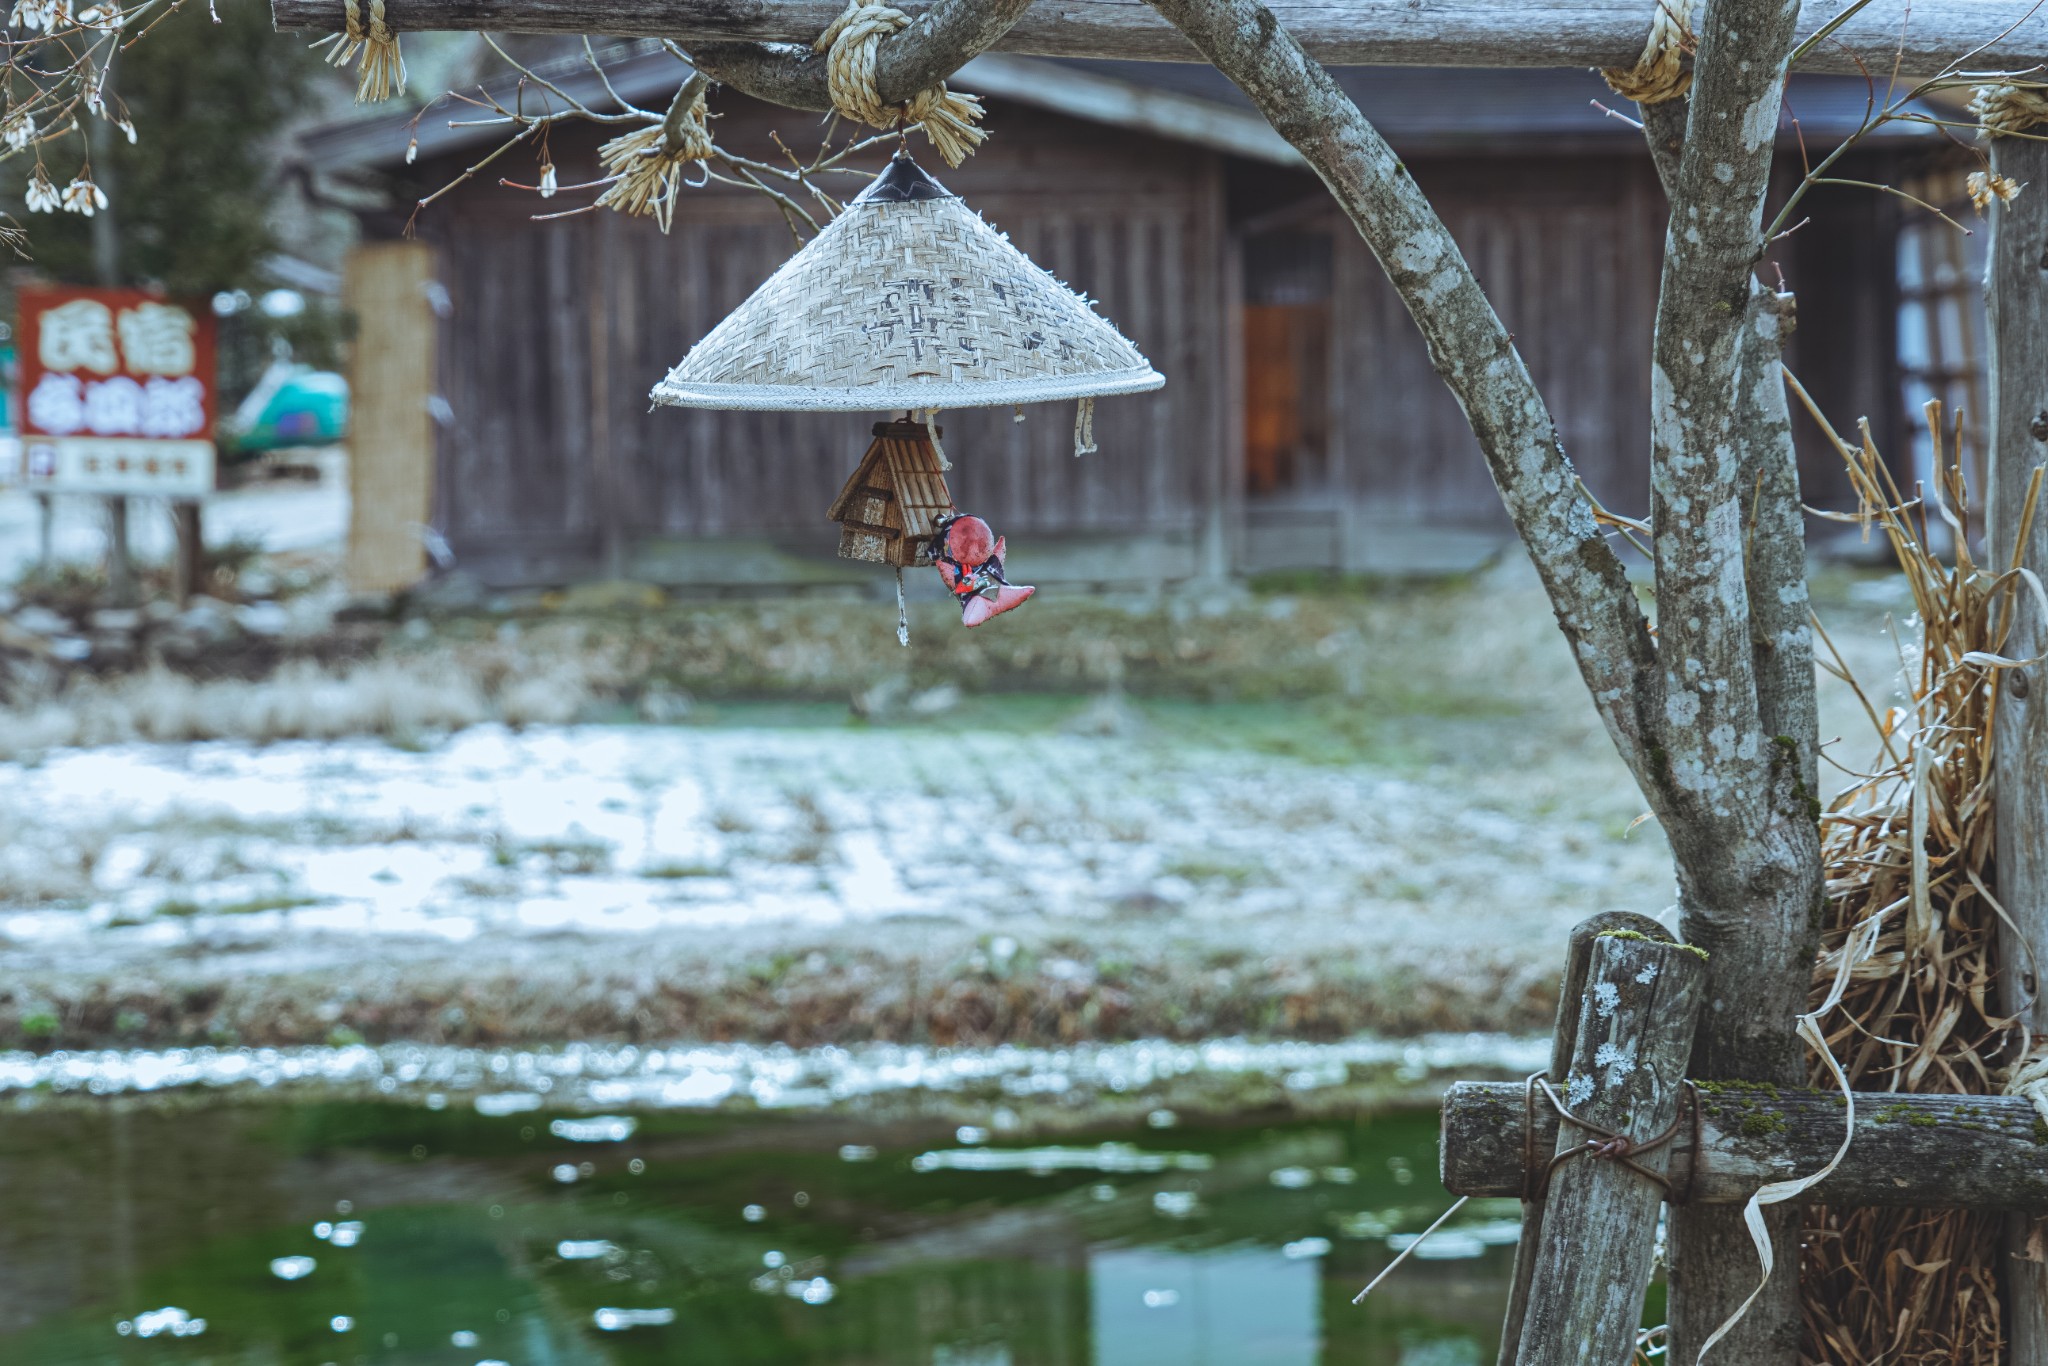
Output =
[{"x1": 14, "y1": 286, "x2": 218, "y2": 601}]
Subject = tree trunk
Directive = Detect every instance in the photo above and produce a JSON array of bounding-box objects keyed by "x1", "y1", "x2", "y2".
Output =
[
  {"x1": 1985, "y1": 127, "x2": 2048, "y2": 1366},
  {"x1": 1638, "y1": 0, "x2": 1816, "y2": 1356}
]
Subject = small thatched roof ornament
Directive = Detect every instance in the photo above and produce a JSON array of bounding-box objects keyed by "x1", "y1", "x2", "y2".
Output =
[{"x1": 649, "y1": 154, "x2": 1164, "y2": 412}]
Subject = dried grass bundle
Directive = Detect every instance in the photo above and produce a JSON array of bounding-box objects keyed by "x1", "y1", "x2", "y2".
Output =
[{"x1": 1790, "y1": 386, "x2": 2038, "y2": 1365}]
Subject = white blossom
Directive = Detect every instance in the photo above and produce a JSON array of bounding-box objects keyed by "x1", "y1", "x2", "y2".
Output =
[
  {"x1": 2, "y1": 111, "x2": 36, "y2": 152},
  {"x1": 538, "y1": 162, "x2": 557, "y2": 199},
  {"x1": 24, "y1": 166, "x2": 59, "y2": 213},
  {"x1": 60, "y1": 173, "x2": 107, "y2": 216}
]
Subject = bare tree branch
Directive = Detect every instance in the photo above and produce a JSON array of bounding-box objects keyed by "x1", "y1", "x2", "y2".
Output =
[{"x1": 1138, "y1": 0, "x2": 1662, "y2": 785}]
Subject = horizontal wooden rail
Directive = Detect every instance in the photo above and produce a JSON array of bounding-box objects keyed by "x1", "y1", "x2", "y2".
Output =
[
  {"x1": 1443, "y1": 1081, "x2": 2048, "y2": 1211},
  {"x1": 270, "y1": 0, "x2": 2048, "y2": 78}
]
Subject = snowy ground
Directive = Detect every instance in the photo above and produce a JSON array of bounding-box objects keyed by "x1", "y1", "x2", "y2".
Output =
[
  {"x1": 0, "y1": 710, "x2": 1678, "y2": 1048},
  {"x1": 0, "y1": 722, "x2": 1666, "y2": 946}
]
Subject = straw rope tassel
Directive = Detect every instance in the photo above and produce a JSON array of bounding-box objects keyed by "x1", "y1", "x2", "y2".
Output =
[
  {"x1": 1975, "y1": 85, "x2": 2048, "y2": 137},
  {"x1": 1601, "y1": 0, "x2": 1694, "y2": 105},
  {"x1": 1073, "y1": 396, "x2": 1096, "y2": 457},
  {"x1": 894, "y1": 567, "x2": 910, "y2": 647},
  {"x1": 597, "y1": 75, "x2": 714, "y2": 233},
  {"x1": 318, "y1": 0, "x2": 406, "y2": 104},
  {"x1": 815, "y1": 2, "x2": 986, "y2": 167}
]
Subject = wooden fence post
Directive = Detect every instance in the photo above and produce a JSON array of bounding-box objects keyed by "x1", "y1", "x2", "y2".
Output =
[
  {"x1": 1984, "y1": 124, "x2": 2048, "y2": 1361},
  {"x1": 1516, "y1": 931, "x2": 1706, "y2": 1366},
  {"x1": 1495, "y1": 911, "x2": 1674, "y2": 1364}
]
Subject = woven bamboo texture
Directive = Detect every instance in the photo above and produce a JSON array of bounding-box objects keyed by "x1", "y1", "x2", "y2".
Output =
[{"x1": 651, "y1": 184, "x2": 1163, "y2": 412}]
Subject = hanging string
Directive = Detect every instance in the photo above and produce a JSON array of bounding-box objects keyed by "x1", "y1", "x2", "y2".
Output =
[
  {"x1": 596, "y1": 75, "x2": 715, "y2": 233},
  {"x1": 1073, "y1": 396, "x2": 1096, "y2": 457},
  {"x1": 315, "y1": 0, "x2": 407, "y2": 104},
  {"x1": 918, "y1": 408, "x2": 951, "y2": 470},
  {"x1": 1600, "y1": 0, "x2": 1693, "y2": 106},
  {"x1": 814, "y1": 2, "x2": 987, "y2": 167},
  {"x1": 894, "y1": 566, "x2": 910, "y2": 647}
]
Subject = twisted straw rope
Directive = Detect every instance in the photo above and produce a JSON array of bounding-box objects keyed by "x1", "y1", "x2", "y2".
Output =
[
  {"x1": 814, "y1": 2, "x2": 986, "y2": 167},
  {"x1": 322, "y1": 0, "x2": 406, "y2": 104},
  {"x1": 596, "y1": 77, "x2": 714, "y2": 233},
  {"x1": 1601, "y1": 0, "x2": 1694, "y2": 106},
  {"x1": 1972, "y1": 82, "x2": 2048, "y2": 137}
]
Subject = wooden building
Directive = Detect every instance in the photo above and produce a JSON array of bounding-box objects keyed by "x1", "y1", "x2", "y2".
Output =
[{"x1": 304, "y1": 49, "x2": 1961, "y2": 591}]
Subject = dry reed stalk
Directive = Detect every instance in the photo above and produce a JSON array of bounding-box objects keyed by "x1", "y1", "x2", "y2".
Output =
[{"x1": 1788, "y1": 383, "x2": 2036, "y2": 1365}]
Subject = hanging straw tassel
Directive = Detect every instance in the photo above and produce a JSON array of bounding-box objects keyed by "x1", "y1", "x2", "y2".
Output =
[
  {"x1": 597, "y1": 74, "x2": 714, "y2": 233},
  {"x1": 317, "y1": 0, "x2": 407, "y2": 104},
  {"x1": 1073, "y1": 397, "x2": 1096, "y2": 457},
  {"x1": 894, "y1": 567, "x2": 910, "y2": 647},
  {"x1": 815, "y1": 2, "x2": 986, "y2": 167}
]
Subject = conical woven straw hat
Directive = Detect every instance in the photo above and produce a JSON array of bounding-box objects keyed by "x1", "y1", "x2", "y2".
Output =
[{"x1": 651, "y1": 156, "x2": 1164, "y2": 412}]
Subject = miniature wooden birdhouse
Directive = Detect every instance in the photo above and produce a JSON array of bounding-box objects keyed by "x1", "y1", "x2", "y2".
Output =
[{"x1": 827, "y1": 420, "x2": 954, "y2": 567}]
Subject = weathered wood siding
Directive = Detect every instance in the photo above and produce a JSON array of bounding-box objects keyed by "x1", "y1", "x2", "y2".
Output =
[
  {"x1": 1320, "y1": 154, "x2": 1896, "y2": 539},
  {"x1": 414, "y1": 99, "x2": 1225, "y2": 583},
  {"x1": 1325, "y1": 155, "x2": 1665, "y2": 532},
  {"x1": 405, "y1": 95, "x2": 1909, "y2": 584}
]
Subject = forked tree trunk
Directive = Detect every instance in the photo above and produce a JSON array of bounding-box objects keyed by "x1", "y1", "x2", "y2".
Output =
[{"x1": 1986, "y1": 127, "x2": 2048, "y2": 1365}]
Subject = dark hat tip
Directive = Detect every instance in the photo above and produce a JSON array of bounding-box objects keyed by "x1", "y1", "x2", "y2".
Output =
[{"x1": 858, "y1": 153, "x2": 954, "y2": 203}]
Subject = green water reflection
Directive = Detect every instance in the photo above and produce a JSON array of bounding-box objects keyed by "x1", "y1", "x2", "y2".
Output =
[{"x1": 0, "y1": 1099, "x2": 1516, "y2": 1364}]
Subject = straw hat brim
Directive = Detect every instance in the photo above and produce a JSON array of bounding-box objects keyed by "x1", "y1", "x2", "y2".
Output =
[{"x1": 650, "y1": 366, "x2": 1164, "y2": 413}]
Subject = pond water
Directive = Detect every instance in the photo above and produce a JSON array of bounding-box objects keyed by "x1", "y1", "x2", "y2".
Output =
[{"x1": 0, "y1": 1097, "x2": 1523, "y2": 1365}]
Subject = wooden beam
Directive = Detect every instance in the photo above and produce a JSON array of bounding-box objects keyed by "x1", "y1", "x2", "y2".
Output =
[
  {"x1": 1515, "y1": 932, "x2": 1705, "y2": 1366},
  {"x1": 1985, "y1": 125, "x2": 2048, "y2": 1363},
  {"x1": 270, "y1": 0, "x2": 2048, "y2": 77},
  {"x1": 1444, "y1": 1084, "x2": 2048, "y2": 1211}
]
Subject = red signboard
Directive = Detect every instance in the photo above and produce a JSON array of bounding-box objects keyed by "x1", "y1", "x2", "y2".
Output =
[{"x1": 15, "y1": 285, "x2": 218, "y2": 496}]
